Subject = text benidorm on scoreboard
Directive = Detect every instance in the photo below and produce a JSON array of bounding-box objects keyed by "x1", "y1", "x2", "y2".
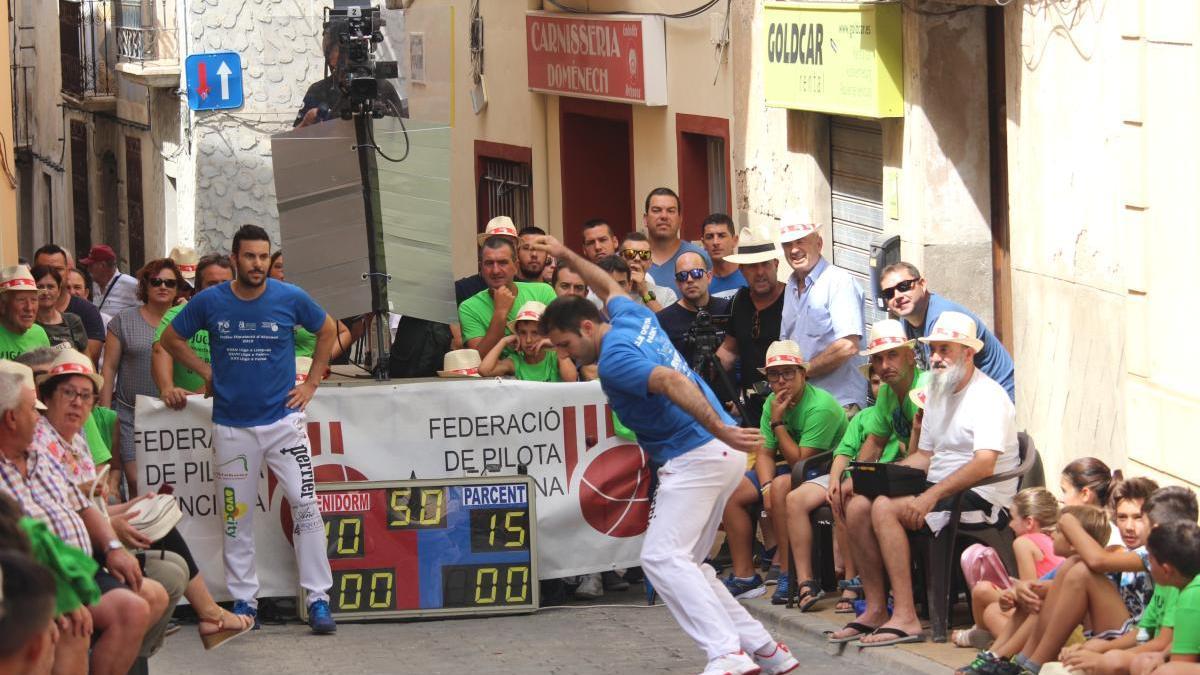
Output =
[{"x1": 302, "y1": 475, "x2": 538, "y2": 620}]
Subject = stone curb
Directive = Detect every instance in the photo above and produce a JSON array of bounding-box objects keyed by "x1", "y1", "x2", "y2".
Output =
[{"x1": 740, "y1": 596, "x2": 952, "y2": 674}]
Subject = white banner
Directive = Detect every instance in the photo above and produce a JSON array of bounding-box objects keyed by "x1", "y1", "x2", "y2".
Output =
[{"x1": 134, "y1": 379, "x2": 651, "y2": 600}]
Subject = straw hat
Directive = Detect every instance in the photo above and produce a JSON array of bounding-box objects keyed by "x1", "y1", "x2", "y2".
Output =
[
  {"x1": 0, "y1": 361, "x2": 47, "y2": 410},
  {"x1": 917, "y1": 311, "x2": 984, "y2": 353},
  {"x1": 0, "y1": 265, "x2": 37, "y2": 293},
  {"x1": 909, "y1": 388, "x2": 927, "y2": 410},
  {"x1": 723, "y1": 225, "x2": 781, "y2": 265},
  {"x1": 757, "y1": 340, "x2": 807, "y2": 375},
  {"x1": 170, "y1": 246, "x2": 199, "y2": 281},
  {"x1": 506, "y1": 301, "x2": 546, "y2": 333},
  {"x1": 295, "y1": 356, "x2": 312, "y2": 384},
  {"x1": 858, "y1": 319, "x2": 917, "y2": 377},
  {"x1": 35, "y1": 348, "x2": 103, "y2": 391},
  {"x1": 777, "y1": 209, "x2": 820, "y2": 244},
  {"x1": 437, "y1": 349, "x2": 482, "y2": 378},
  {"x1": 476, "y1": 216, "x2": 520, "y2": 247}
]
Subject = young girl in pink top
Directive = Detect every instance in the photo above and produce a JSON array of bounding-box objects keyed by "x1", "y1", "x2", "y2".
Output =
[{"x1": 953, "y1": 487, "x2": 1065, "y2": 648}]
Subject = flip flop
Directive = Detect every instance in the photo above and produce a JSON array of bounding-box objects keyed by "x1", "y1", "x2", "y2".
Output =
[
  {"x1": 858, "y1": 626, "x2": 925, "y2": 648},
  {"x1": 826, "y1": 621, "x2": 878, "y2": 644}
]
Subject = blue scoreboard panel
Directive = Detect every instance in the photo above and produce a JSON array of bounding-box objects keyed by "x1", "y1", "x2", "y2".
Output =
[{"x1": 301, "y1": 475, "x2": 538, "y2": 620}]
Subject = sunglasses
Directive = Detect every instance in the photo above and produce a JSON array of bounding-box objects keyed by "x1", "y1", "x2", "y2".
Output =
[
  {"x1": 880, "y1": 278, "x2": 919, "y2": 301},
  {"x1": 674, "y1": 269, "x2": 706, "y2": 283},
  {"x1": 149, "y1": 278, "x2": 178, "y2": 289},
  {"x1": 620, "y1": 249, "x2": 651, "y2": 261}
]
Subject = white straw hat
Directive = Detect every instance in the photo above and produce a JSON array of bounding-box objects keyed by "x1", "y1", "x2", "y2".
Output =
[
  {"x1": 777, "y1": 209, "x2": 820, "y2": 244},
  {"x1": 0, "y1": 361, "x2": 47, "y2": 410},
  {"x1": 295, "y1": 356, "x2": 313, "y2": 384},
  {"x1": 0, "y1": 265, "x2": 37, "y2": 293},
  {"x1": 757, "y1": 340, "x2": 807, "y2": 375},
  {"x1": 506, "y1": 301, "x2": 546, "y2": 333},
  {"x1": 858, "y1": 319, "x2": 916, "y2": 378},
  {"x1": 723, "y1": 225, "x2": 781, "y2": 265},
  {"x1": 917, "y1": 311, "x2": 984, "y2": 353},
  {"x1": 438, "y1": 349, "x2": 482, "y2": 378},
  {"x1": 476, "y1": 216, "x2": 520, "y2": 247},
  {"x1": 170, "y1": 246, "x2": 199, "y2": 281},
  {"x1": 36, "y1": 348, "x2": 104, "y2": 391}
]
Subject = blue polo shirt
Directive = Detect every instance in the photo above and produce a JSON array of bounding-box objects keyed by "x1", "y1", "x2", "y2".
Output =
[
  {"x1": 709, "y1": 268, "x2": 747, "y2": 298},
  {"x1": 598, "y1": 295, "x2": 733, "y2": 465},
  {"x1": 904, "y1": 293, "x2": 1015, "y2": 401},
  {"x1": 780, "y1": 257, "x2": 867, "y2": 408},
  {"x1": 648, "y1": 241, "x2": 711, "y2": 289},
  {"x1": 169, "y1": 279, "x2": 326, "y2": 427}
]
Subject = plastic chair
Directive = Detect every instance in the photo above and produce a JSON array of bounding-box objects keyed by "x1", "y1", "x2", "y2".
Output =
[{"x1": 910, "y1": 432, "x2": 1040, "y2": 642}]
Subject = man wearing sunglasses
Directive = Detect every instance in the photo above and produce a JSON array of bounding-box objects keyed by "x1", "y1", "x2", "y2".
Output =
[
  {"x1": 617, "y1": 232, "x2": 676, "y2": 312},
  {"x1": 656, "y1": 252, "x2": 732, "y2": 367},
  {"x1": 878, "y1": 262, "x2": 1014, "y2": 401}
]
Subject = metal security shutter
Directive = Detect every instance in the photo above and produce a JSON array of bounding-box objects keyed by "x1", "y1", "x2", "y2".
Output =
[{"x1": 829, "y1": 117, "x2": 887, "y2": 326}]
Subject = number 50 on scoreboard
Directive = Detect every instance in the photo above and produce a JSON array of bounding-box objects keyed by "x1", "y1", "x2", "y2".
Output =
[{"x1": 300, "y1": 475, "x2": 538, "y2": 620}]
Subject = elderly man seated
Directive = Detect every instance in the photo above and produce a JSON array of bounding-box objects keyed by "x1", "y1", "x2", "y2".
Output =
[{"x1": 829, "y1": 311, "x2": 1019, "y2": 647}]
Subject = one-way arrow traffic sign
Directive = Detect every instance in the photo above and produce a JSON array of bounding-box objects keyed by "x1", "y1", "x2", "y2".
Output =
[{"x1": 185, "y1": 52, "x2": 244, "y2": 111}]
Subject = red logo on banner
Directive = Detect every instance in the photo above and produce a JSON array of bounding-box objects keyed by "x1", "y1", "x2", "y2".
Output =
[
  {"x1": 526, "y1": 14, "x2": 647, "y2": 102},
  {"x1": 563, "y1": 404, "x2": 651, "y2": 538}
]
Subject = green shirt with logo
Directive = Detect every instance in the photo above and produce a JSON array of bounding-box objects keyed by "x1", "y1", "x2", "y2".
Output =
[
  {"x1": 0, "y1": 323, "x2": 50, "y2": 360},
  {"x1": 155, "y1": 304, "x2": 209, "y2": 391}
]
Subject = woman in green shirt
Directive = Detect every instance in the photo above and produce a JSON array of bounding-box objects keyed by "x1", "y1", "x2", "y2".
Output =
[{"x1": 478, "y1": 301, "x2": 577, "y2": 382}]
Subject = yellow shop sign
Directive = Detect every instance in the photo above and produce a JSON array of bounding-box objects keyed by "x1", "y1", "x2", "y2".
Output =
[{"x1": 763, "y1": 2, "x2": 903, "y2": 118}]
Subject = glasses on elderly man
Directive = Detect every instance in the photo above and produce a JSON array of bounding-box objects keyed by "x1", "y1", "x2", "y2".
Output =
[
  {"x1": 674, "y1": 269, "x2": 706, "y2": 283},
  {"x1": 620, "y1": 249, "x2": 651, "y2": 262},
  {"x1": 880, "y1": 278, "x2": 919, "y2": 301}
]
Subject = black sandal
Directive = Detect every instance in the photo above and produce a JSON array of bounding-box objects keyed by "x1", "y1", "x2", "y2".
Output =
[{"x1": 795, "y1": 579, "x2": 824, "y2": 612}]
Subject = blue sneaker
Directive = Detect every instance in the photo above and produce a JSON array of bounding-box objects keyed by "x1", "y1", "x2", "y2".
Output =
[
  {"x1": 770, "y1": 575, "x2": 791, "y2": 605},
  {"x1": 231, "y1": 600, "x2": 260, "y2": 630},
  {"x1": 723, "y1": 574, "x2": 767, "y2": 600},
  {"x1": 307, "y1": 599, "x2": 336, "y2": 634}
]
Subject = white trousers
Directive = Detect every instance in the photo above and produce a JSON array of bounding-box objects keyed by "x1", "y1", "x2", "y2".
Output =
[
  {"x1": 213, "y1": 412, "x2": 331, "y2": 607},
  {"x1": 641, "y1": 439, "x2": 774, "y2": 660}
]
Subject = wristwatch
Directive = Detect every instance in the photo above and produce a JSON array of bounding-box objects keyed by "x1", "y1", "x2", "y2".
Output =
[
  {"x1": 642, "y1": 290, "x2": 656, "y2": 303},
  {"x1": 105, "y1": 538, "x2": 123, "y2": 553}
]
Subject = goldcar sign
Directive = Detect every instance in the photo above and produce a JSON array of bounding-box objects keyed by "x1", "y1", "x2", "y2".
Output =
[{"x1": 763, "y1": 2, "x2": 903, "y2": 118}]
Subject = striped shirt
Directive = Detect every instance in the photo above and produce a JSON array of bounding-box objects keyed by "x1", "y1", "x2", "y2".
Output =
[{"x1": 0, "y1": 448, "x2": 92, "y2": 554}]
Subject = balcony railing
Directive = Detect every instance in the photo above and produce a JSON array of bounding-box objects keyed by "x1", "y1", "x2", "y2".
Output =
[
  {"x1": 116, "y1": 25, "x2": 177, "y2": 63},
  {"x1": 60, "y1": 0, "x2": 117, "y2": 101}
]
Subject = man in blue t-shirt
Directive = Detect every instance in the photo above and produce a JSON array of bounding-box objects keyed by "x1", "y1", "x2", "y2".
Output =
[
  {"x1": 644, "y1": 187, "x2": 712, "y2": 289},
  {"x1": 534, "y1": 234, "x2": 799, "y2": 675},
  {"x1": 879, "y1": 262, "x2": 1015, "y2": 401},
  {"x1": 160, "y1": 225, "x2": 338, "y2": 635}
]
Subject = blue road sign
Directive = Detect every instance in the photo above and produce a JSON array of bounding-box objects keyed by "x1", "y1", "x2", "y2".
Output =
[{"x1": 185, "y1": 52, "x2": 244, "y2": 111}]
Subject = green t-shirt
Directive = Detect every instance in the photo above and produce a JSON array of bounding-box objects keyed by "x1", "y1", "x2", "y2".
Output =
[
  {"x1": 859, "y1": 369, "x2": 927, "y2": 455},
  {"x1": 760, "y1": 383, "x2": 848, "y2": 463},
  {"x1": 613, "y1": 413, "x2": 637, "y2": 442},
  {"x1": 835, "y1": 405, "x2": 904, "y2": 463},
  {"x1": 0, "y1": 323, "x2": 50, "y2": 360},
  {"x1": 294, "y1": 326, "x2": 316, "y2": 358},
  {"x1": 1172, "y1": 574, "x2": 1200, "y2": 655},
  {"x1": 83, "y1": 407, "x2": 116, "y2": 465},
  {"x1": 458, "y1": 282, "x2": 557, "y2": 344},
  {"x1": 1139, "y1": 583, "x2": 1179, "y2": 635},
  {"x1": 509, "y1": 351, "x2": 561, "y2": 382},
  {"x1": 155, "y1": 303, "x2": 209, "y2": 391}
]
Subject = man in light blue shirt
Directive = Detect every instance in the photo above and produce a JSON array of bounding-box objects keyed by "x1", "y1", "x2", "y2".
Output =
[
  {"x1": 777, "y1": 212, "x2": 867, "y2": 410},
  {"x1": 644, "y1": 187, "x2": 711, "y2": 289}
]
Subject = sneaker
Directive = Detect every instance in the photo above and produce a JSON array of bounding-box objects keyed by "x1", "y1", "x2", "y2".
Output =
[
  {"x1": 958, "y1": 653, "x2": 1023, "y2": 675},
  {"x1": 723, "y1": 574, "x2": 767, "y2": 600},
  {"x1": 307, "y1": 599, "x2": 337, "y2": 634},
  {"x1": 770, "y1": 575, "x2": 790, "y2": 605},
  {"x1": 763, "y1": 565, "x2": 781, "y2": 586},
  {"x1": 601, "y1": 570, "x2": 630, "y2": 591},
  {"x1": 231, "y1": 600, "x2": 260, "y2": 630},
  {"x1": 752, "y1": 642, "x2": 799, "y2": 675},
  {"x1": 574, "y1": 572, "x2": 604, "y2": 600},
  {"x1": 701, "y1": 650, "x2": 762, "y2": 675}
]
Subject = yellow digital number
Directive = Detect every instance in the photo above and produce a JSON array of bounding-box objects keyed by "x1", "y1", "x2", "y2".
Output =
[
  {"x1": 505, "y1": 566, "x2": 529, "y2": 603},
  {"x1": 475, "y1": 567, "x2": 498, "y2": 605},
  {"x1": 488, "y1": 512, "x2": 497, "y2": 547},
  {"x1": 418, "y1": 489, "x2": 445, "y2": 526},
  {"x1": 339, "y1": 573, "x2": 363, "y2": 610},
  {"x1": 504, "y1": 511, "x2": 526, "y2": 548},
  {"x1": 368, "y1": 572, "x2": 393, "y2": 609},
  {"x1": 389, "y1": 488, "x2": 411, "y2": 527},
  {"x1": 336, "y1": 517, "x2": 362, "y2": 555}
]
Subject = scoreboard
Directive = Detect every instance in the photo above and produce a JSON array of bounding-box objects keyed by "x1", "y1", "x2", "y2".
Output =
[{"x1": 302, "y1": 475, "x2": 538, "y2": 620}]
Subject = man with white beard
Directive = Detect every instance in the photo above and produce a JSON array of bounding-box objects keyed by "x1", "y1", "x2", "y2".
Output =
[{"x1": 828, "y1": 311, "x2": 1019, "y2": 647}]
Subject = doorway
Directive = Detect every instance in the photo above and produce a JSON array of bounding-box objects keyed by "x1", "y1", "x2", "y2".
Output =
[{"x1": 559, "y1": 98, "x2": 633, "y2": 247}]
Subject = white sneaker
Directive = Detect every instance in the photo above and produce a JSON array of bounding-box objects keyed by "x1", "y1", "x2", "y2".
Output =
[
  {"x1": 574, "y1": 572, "x2": 603, "y2": 600},
  {"x1": 700, "y1": 650, "x2": 761, "y2": 675},
  {"x1": 752, "y1": 642, "x2": 799, "y2": 674}
]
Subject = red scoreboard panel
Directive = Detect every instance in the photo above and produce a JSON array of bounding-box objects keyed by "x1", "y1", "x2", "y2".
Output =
[{"x1": 300, "y1": 475, "x2": 538, "y2": 621}]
